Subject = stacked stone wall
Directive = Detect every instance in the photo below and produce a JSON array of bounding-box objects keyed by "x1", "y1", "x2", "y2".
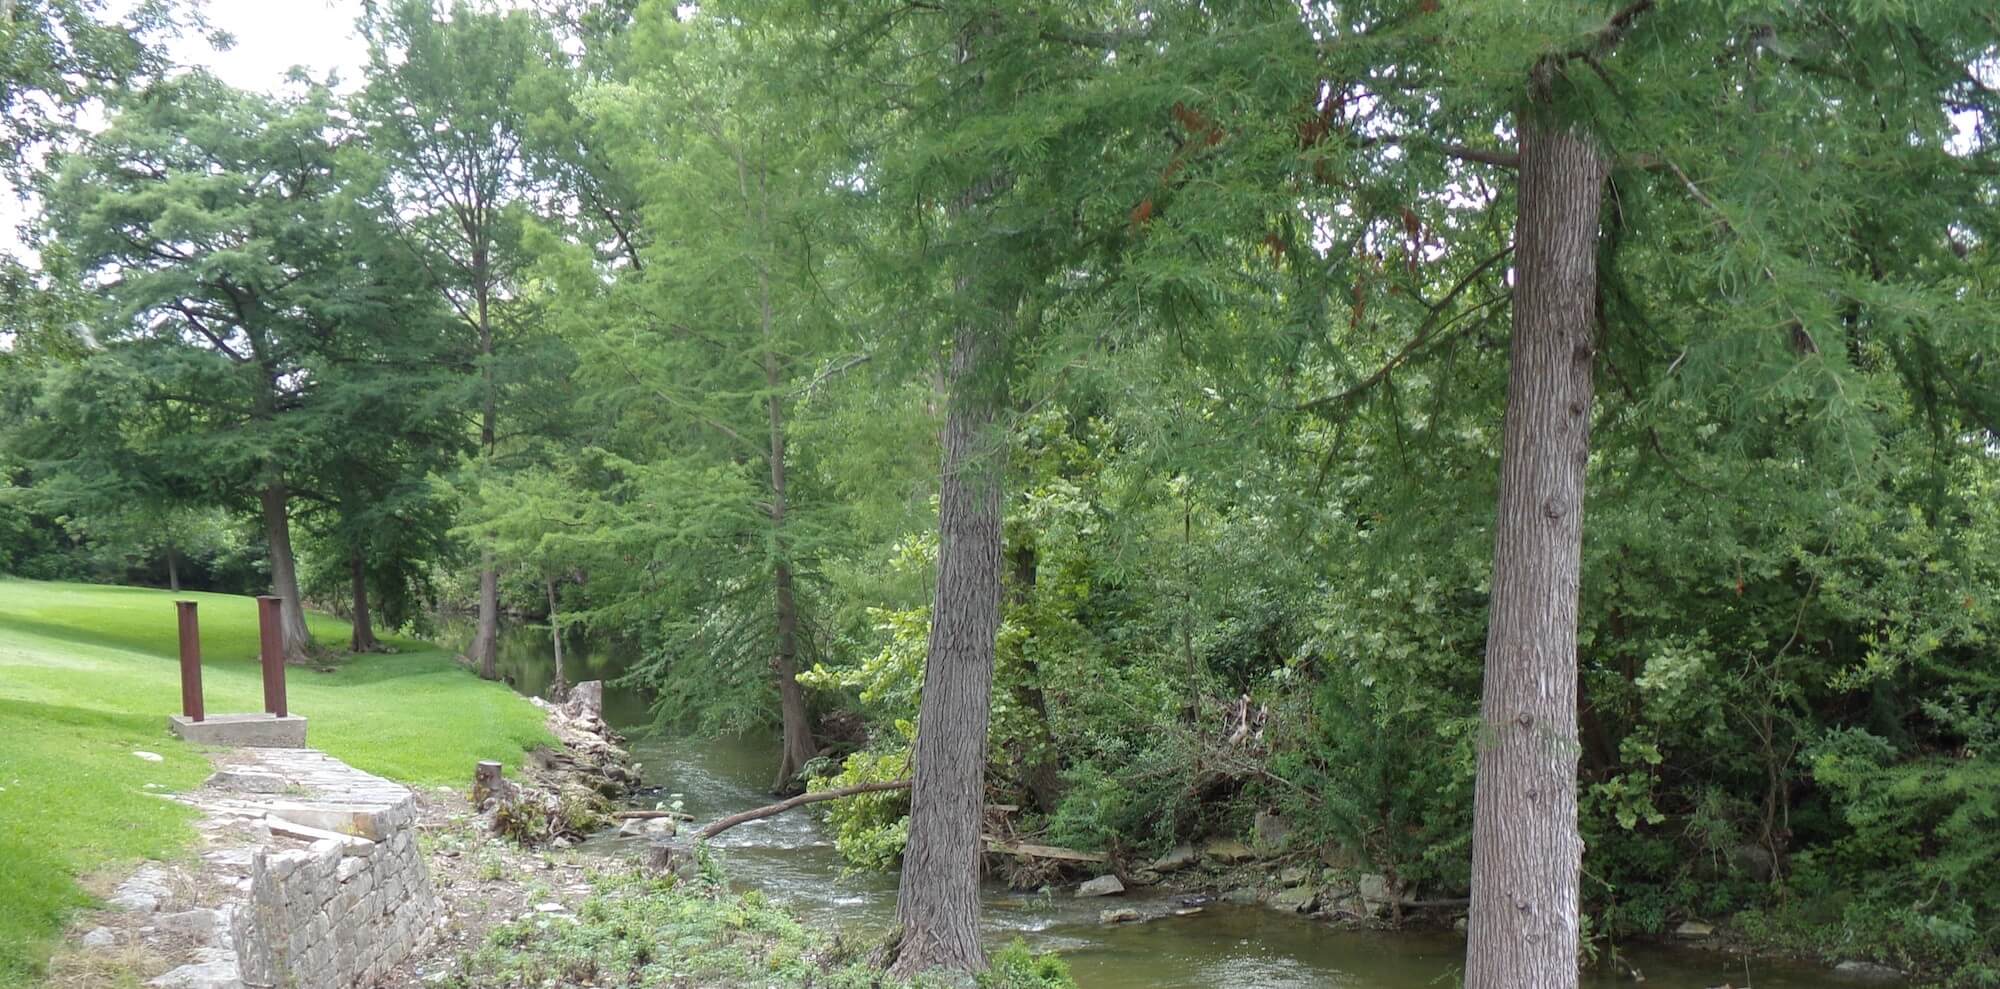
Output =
[
  {"x1": 125, "y1": 748, "x2": 442, "y2": 989},
  {"x1": 233, "y1": 814, "x2": 438, "y2": 989}
]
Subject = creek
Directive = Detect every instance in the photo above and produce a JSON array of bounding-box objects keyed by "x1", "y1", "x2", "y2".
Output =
[{"x1": 473, "y1": 622, "x2": 1874, "y2": 989}]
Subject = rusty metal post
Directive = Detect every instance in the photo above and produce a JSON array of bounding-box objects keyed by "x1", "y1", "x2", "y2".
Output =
[
  {"x1": 257, "y1": 595, "x2": 288, "y2": 718},
  {"x1": 176, "y1": 601, "x2": 204, "y2": 721}
]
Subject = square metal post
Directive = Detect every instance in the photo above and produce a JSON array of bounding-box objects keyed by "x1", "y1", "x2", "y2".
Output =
[
  {"x1": 176, "y1": 600, "x2": 204, "y2": 721},
  {"x1": 257, "y1": 595, "x2": 288, "y2": 718}
]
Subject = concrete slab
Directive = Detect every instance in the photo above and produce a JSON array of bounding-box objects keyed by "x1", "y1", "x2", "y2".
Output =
[{"x1": 168, "y1": 714, "x2": 308, "y2": 748}]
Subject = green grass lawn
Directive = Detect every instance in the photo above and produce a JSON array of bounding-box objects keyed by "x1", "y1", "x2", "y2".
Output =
[{"x1": 0, "y1": 578, "x2": 553, "y2": 987}]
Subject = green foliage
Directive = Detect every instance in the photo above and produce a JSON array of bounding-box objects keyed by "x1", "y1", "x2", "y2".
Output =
[
  {"x1": 489, "y1": 788, "x2": 613, "y2": 848},
  {"x1": 813, "y1": 744, "x2": 913, "y2": 870},
  {"x1": 981, "y1": 940, "x2": 1075, "y2": 989},
  {"x1": 0, "y1": 0, "x2": 188, "y2": 183},
  {"x1": 455, "y1": 871, "x2": 886, "y2": 989},
  {"x1": 450, "y1": 869, "x2": 1077, "y2": 989}
]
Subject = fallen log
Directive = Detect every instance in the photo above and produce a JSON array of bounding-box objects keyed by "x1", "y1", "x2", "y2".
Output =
[
  {"x1": 612, "y1": 809, "x2": 696, "y2": 822},
  {"x1": 982, "y1": 837, "x2": 1107, "y2": 864},
  {"x1": 695, "y1": 780, "x2": 911, "y2": 841}
]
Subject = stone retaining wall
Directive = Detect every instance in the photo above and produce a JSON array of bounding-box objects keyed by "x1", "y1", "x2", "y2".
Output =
[
  {"x1": 133, "y1": 748, "x2": 441, "y2": 989},
  {"x1": 233, "y1": 815, "x2": 437, "y2": 988}
]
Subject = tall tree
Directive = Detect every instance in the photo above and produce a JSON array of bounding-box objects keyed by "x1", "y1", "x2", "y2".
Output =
[
  {"x1": 517, "y1": 2, "x2": 883, "y2": 790},
  {"x1": 1237, "y1": 3, "x2": 1999, "y2": 984},
  {"x1": 1466, "y1": 113, "x2": 1605, "y2": 989},
  {"x1": 791, "y1": 1, "x2": 1168, "y2": 974},
  {"x1": 36, "y1": 74, "x2": 377, "y2": 661},
  {"x1": 358, "y1": 0, "x2": 557, "y2": 679}
]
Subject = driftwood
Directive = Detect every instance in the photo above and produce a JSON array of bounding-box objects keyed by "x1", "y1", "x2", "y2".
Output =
[
  {"x1": 695, "y1": 780, "x2": 911, "y2": 841},
  {"x1": 982, "y1": 837, "x2": 1107, "y2": 864},
  {"x1": 612, "y1": 809, "x2": 696, "y2": 821}
]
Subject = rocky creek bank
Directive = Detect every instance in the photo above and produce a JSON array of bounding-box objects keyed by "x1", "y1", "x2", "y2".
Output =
[{"x1": 472, "y1": 681, "x2": 643, "y2": 848}]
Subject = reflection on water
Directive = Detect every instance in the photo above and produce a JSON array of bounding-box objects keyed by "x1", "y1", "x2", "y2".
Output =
[
  {"x1": 436, "y1": 616, "x2": 654, "y2": 727},
  {"x1": 475, "y1": 626, "x2": 1880, "y2": 989}
]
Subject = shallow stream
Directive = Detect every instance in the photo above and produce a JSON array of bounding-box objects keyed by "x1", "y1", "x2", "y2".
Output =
[{"x1": 477, "y1": 623, "x2": 1873, "y2": 989}]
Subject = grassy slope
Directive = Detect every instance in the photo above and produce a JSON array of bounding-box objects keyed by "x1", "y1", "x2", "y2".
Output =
[{"x1": 0, "y1": 578, "x2": 552, "y2": 987}]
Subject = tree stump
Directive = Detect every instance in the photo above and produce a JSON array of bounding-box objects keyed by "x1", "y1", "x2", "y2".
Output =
[
  {"x1": 473, "y1": 760, "x2": 505, "y2": 810},
  {"x1": 643, "y1": 841, "x2": 701, "y2": 881}
]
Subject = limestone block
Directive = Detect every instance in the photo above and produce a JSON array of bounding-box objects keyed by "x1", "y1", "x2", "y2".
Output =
[
  {"x1": 155, "y1": 909, "x2": 225, "y2": 945},
  {"x1": 145, "y1": 958, "x2": 242, "y2": 989}
]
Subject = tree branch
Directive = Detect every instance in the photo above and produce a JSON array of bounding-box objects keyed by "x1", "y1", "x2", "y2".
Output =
[
  {"x1": 1442, "y1": 144, "x2": 1521, "y2": 169},
  {"x1": 1299, "y1": 245, "x2": 1514, "y2": 414},
  {"x1": 695, "y1": 780, "x2": 911, "y2": 841}
]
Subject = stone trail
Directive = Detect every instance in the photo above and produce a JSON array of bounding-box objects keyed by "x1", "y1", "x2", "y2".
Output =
[{"x1": 97, "y1": 748, "x2": 441, "y2": 989}]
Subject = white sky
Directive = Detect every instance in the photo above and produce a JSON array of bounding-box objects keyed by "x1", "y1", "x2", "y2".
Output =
[
  {"x1": 173, "y1": 0, "x2": 370, "y2": 93},
  {"x1": 1, "y1": 0, "x2": 370, "y2": 260}
]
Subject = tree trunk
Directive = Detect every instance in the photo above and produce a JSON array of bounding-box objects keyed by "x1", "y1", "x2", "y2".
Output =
[
  {"x1": 760, "y1": 235, "x2": 818, "y2": 794},
  {"x1": 471, "y1": 554, "x2": 499, "y2": 679},
  {"x1": 697, "y1": 780, "x2": 911, "y2": 841},
  {"x1": 772, "y1": 561, "x2": 816, "y2": 792},
  {"x1": 468, "y1": 247, "x2": 501, "y2": 681},
  {"x1": 890, "y1": 310, "x2": 1007, "y2": 978},
  {"x1": 1464, "y1": 117, "x2": 1605, "y2": 989},
  {"x1": 348, "y1": 549, "x2": 379, "y2": 653},
  {"x1": 545, "y1": 575, "x2": 567, "y2": 700},
  {"x1": 165, "y1": 540, "x2": 180, "y2": 592},
  {"x1": 258, "y1": 480, "x2": 312, "y2": 664}
]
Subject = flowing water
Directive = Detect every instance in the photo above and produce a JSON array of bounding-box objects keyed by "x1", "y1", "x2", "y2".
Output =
[{"x1": 479, "y1": 623, "x2": 1872, "y2": 989}]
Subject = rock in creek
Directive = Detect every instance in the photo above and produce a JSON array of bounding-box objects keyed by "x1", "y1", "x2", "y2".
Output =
[
  {"x1": 1203, "y1": 838, "x2": 1256, "y2": 864},
  {"x1": 1269, "y1": 885, "x2": 1317, "y2": 913},
  {"x1": 1150, "y1": 844, "x2": 1198, "y2": 872},
  {"x1": 1357, "y1": 873, "x2": 1397, "y2": 910},
  {"x1": 1076, "y1": 874, "x2": 1125, "y2": 897},
  {"x1": 1099, "y1": 908, "x2": 1142, "y2": 924},
  {"x1": 1674, "y1": 920, "x2": 1715, "y2": 938},
  {"x1": 1833, "y1": 960, "x2": 1903, "y2": 982},
  {"x1": 1252, "y1": 810, "x2": 1291, "y2": 852}
]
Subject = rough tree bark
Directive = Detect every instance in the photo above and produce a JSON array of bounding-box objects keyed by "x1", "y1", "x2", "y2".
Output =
[
  {"x1": 258, "y1": 480, "x2": 312, "y2": 664},
  {"x1": 348, "y1": 550, "x2": 379, "y2": 653},
  {"x1": 1464, "y1": 115, "x2": 1606, "y2": 989},
  {"x1": 165, "y1": 541, "x2": 180, "y2": 593},
  {"x1": 889, "y1": 304, "x2": 1007, "y2": 978}
]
